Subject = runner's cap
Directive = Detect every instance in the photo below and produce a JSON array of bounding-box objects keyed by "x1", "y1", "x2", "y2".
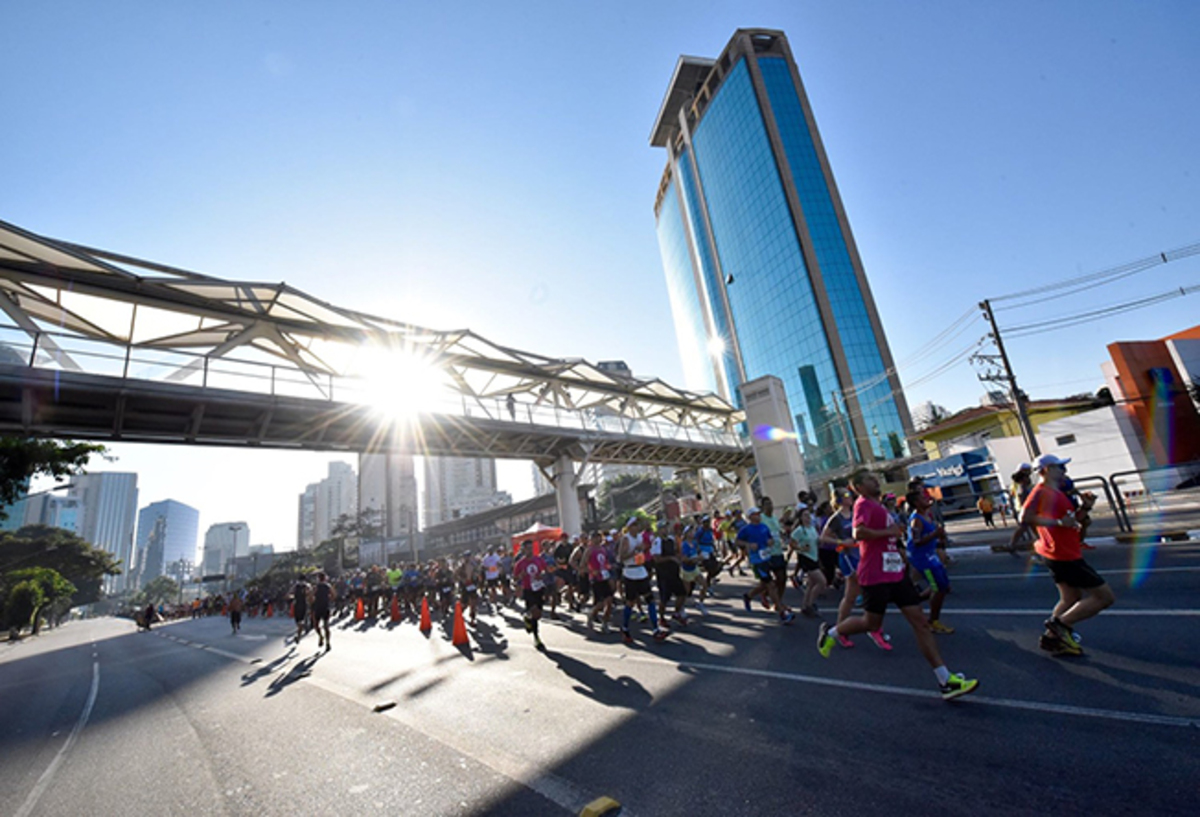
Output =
[{"x1": 1033, "y1": 453, "x2": 1070, "y2": 470}]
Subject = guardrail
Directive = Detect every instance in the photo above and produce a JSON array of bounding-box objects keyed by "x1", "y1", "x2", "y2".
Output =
[
  {"x1": 1110, "y1": 460, "x2": 1200, "y2": 532},
  {"x1": 0, "y1": 324, "x2": 746, "y2": 451}
]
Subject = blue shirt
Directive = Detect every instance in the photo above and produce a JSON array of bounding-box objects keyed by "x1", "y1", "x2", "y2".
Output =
[
  {"x1": 736, "y1": 522, "x2": 773, "y2": 564},
  {"x1": 906, "y1": 511, "x2": 942, "y2": 570}
]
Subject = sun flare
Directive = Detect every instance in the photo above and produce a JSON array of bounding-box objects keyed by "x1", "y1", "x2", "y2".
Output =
[{"x1": 349, "y1": 344, "x2": 447, "y2": 419}]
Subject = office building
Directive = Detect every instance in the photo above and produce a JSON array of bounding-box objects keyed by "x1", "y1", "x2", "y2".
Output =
[
  {"x1": 66, "y1": 473, "x2": 139, "y2": 593},
  {"x1": 297, "y1": 461, "x2": 357, "y2": 549},
  {"x1": 359, "y1": 452, "x2": 419, "y2": 538},
  {"x1": 651, "y1": 29, "x2": 913, "y2": 475},
  {"x1": 134, "y1": 499, "x2": 199, "y2": 587},
  {"x1": 201, "y1": 521, "x2": 250, "y2": 578},
  {"x1": 423, "y1": 456, "x2": 511, "y2": 528}
]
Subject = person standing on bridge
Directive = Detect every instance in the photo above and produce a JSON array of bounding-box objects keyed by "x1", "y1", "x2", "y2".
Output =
[{"x1": 1020, "y1": 454, "x2": 1115, "y2": 656}]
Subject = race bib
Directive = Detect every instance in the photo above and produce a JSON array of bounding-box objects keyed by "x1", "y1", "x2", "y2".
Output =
[
  {"x1": 465, "y1": 584, "x2": 476, "y2": 592},
  {"x1": 530, "y1": 579, "x2": 545, "y2": 591},
  {"x1": 599, "y1": 569, "x2": 610, "y2": 580},
  {"x1": 882, "y1": 551, "x2": 904, "y2": 573}
]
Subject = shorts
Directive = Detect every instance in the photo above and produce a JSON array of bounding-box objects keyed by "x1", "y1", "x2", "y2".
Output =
[
  {"x1": 462, "y1": 584, "x2": 479, "y2": 599},
  {"x1": 752, "y1": 561, "x2": 772, "y2": 582},
  {"x1": 797, "y1": 554, "x2": 820, "y2": 573},
  {"x1": 623, "y1": 575, "x2": 653, "y2": 603},
  {"x1": 591, "y1": 578, "x2": 613, "y2": 604},
  {"x1": 860, "y1": 576, "x2": 924, "y2": 614},
  {"x1": 1045, "y1": 557, "x2": 1106, "y2": 590},
  {"x1": 838, "y1": 550, "x2": 860, "y2": 579},
  {"x1": 230, "y1": 610, "x2": 242, "y2": 626},
  {"x1": 576, "y1": 574, "x2": 591, "y2": 595},
  {"x1": 917, "y1": 563, "x2": 951, "y2": 593},
  {"x1": 293, "y1": 606, "x2": 308, "y2": 624},
  {"x1": 312, "y1": 605, "x2": 331, "y2": 624},
  {"x1": 657, "y1": 569, "x2": 685, "y2": 600},
  {"x1": 522, "y1": 587, "x2": 546, "y2": 610},
  {"x1": 818, "y1": 549, "x2": 838, "y2": 585},
  {"x1": 703, "y1": 556, "x2": 721, "y2": 575},
  {"x1": 769, "y1": 554, "x2": 788, "y2": 580},
  {"x1": 680, "y1": 565, "x2": 701, "y2": 583},
  {"x1": 486, "y1": 576, "x2": 502, "y2": 587}
]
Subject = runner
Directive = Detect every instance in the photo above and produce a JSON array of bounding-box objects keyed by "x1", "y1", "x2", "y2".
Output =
[
  {"x1": 618, "y1": 517, "x2": 669, "y2": 643},
  {"x1": 738, "y1": 507, "x2": 795, "y2": 625},
  {"x1": 1007, "y1": 464, "x2": 1036, "y2": 554},
  {"x1": 482, "y1": 547, "x2": 504, "y2": 608},
  {"x1": 822, "y1": 490, "x2": 891, "y2": 650},
  {"x1": 312, "y1": 571, "x2": 335, "y2": 651},
  {"x1": 655, "y1": 532, "x2": 688, "y2": 626},
  {"x1": 759, "y1": 497, "x2": 792, "y2": 612},
  {"x1": 228, "y1": 592, "x2": 244, "y2": 635},
  {"x1": 678, "y1": 525, "x2": 706, "y2": 617},
  {"x1": 789, "y1": 506, "x2": 826, "y2": 617},
  {"x1": 906, "y1": 489, "x2": 953, "y2": 633},
  {"x1": 1019, "y1": 453, "x2": 1116, "y2": 656},
  {"x1": 290, "y1": 574, "x2": 311, "y2": 643},
  {"x1": 817, "y1": 472, "x2": 978, "y2": 700},
  {"x1": 585, "y1": 531, "x2": 615, "y2": 632},
  {"x1": 456, "y1": 550, "x2": 482, "y2": 626},
  {"x1": 513, "y1": 540, "x2": 549, "y2": 650}
]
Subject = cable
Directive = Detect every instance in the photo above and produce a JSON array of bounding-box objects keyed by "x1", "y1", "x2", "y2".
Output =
[{"x1": 1003, "y1": 283, "x2": 1200, "y2": 339}]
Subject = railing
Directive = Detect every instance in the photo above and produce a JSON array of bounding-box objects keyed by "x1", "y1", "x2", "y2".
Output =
[
  {"x1": 0, "y1": 324, "x2": 746, "y2": 451},
  {"x1": 1109, "y1": 460, "x2": 1200, "y2": 533}
]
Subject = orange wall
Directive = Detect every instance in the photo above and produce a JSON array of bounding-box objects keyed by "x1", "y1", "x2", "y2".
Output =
[{"x1": 1108, "y1": 340, "x2": 1200, "y2": 466}]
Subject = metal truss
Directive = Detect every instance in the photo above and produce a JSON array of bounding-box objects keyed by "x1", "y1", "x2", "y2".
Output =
[{"x1": 0, "y1": 219, "x2": 751, "y2": 468}]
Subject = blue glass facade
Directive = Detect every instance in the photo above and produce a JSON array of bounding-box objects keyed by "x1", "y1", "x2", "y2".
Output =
[
  {"x1": 655, "y1": 181, "x2": 715, "y2": 394},
  {"x1": 652, "y1": 32, "x2": 911, "y2": 474}
]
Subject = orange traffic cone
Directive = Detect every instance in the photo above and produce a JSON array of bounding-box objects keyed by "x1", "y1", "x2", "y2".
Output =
[
  {"x1": 289, "y1": 602, "x2": 294, "y2": 618},
  {"x1": 390, "y1": 595, "x2": 401, "y2": 623},
  {"x1": 266, "y1": 603, "x2": 273, "y2": 618},
  {"x1": 419, "y1": 596, "x2": 432, "y2": 632},
  {"x1": 451, "y1": 601, "x2": 469, "y2": 647},
  {"x1": 355, "y1": 597, "x2": 365, "y2": 621}
]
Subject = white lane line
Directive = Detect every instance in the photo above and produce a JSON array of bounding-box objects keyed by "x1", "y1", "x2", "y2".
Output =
[
  {"x1": 941, "y1": 608, "x2": 1200, "y2": 616},
  {"x1": 14, "y1": 661, "x2": 100, "y2": 817},
  {"x1": 548, "y1": 648, "x2": 1200, "y2": 730},
  {"x1": 956, "y1": 565, "x2": 1200, "y2": 580}
]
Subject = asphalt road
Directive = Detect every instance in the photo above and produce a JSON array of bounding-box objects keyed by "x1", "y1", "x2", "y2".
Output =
[{"x1": 2, "y1": 540, "x2": 1198, "y2": 817}]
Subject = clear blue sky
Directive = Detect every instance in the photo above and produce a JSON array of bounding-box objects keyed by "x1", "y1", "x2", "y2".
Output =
[{"x1": 4, "y1": 2, "x2": 1198, "y2": 552}]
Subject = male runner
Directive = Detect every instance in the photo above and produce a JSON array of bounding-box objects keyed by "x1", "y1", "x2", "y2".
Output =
[
  {"x1": 906, "y1": 490, "x2": 953, "y2": 633},
  {"x1": 513, "y1": 540, "x2": 549, "y2": 650},
  {"x1": 818, "y1": 472, "x2": 978, "y2": 701},
  {"x1": 228, "y1": 592, "x2": 244, "y2": 635},
  {"x1": 456, "y1": 550, "x2": 482, "y2": 625},
  {"x1": 312, "y1": 571, "x2": 335, "y2": 651},
  {"x1": 585, "y1": 531, "x2": 615, "y2": 632},
  {"x1": 618, "y1": 517, "x2": 669, "y2": 643},
  {"x1": 738, "y1": 508, "x2": 795, "y2": 624},
  {"x1": 290, "y1": 574, "x2": 311, "y2": 643},
  {"x1": 1019, "y1": 454, "x2": 1115, "y2": 655}
]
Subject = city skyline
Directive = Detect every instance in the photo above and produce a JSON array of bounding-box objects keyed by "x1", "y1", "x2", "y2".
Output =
[{"x1": 6, "y1": 4, "x2": 1199, "y2": 551}]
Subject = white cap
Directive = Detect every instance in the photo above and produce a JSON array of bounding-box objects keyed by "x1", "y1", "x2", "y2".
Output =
[
  {"x1": 1034, "y1": 453, "x2": 1071, "y2": 470},
  {"x1": 746, "y1": 506, "x2": 761, "y2": 516}
]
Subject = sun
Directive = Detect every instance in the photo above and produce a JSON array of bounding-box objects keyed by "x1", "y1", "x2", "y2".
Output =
[{"x1": 348, "y1": 343, "x2": 448, "y2": 419}]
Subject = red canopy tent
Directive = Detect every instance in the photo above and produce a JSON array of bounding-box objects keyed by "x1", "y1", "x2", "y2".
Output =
[{"x1": 510, "y1": 522, "x2": 563, "y2": 556}]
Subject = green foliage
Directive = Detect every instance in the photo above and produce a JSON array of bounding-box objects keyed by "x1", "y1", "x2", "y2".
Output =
[
  {"x1": 0, "y1": 437, "x2": 107, "y2": 519},
  {"x1": 3, "y1": 566, "x2": 76, "y2": 634},
  {"x1": 0, "y1": 525, "x2": 121, "y2": 607},
  {"x1": 138, "y1": 575, "x2": 179, "y2": 607},
  {"x1": 4, "y1": 580, "x2": 41, "y2": 631},
  {"x1": 597, "y1": 473, "x2": 659, "y2": 522}
]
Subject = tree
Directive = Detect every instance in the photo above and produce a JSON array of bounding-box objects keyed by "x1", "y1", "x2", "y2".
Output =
[
  {"x1": 0, "y1": 438, "x2": 107, "y2": 520},
  {"x1": 2, "y1": 567, "x2": 75, "y2": 635},
  {"x1": 597, "y1": 473, "x2": 659, "y2": 523},
  {"x1": 0, "y1": 525, "x2": 121, "y2": 606},
  {"x1": 138, "y1": 575, "x2": 180, "y2": 607},
  {"x1": 5, "y1": 580, "x2": 41, "y2": 639}
]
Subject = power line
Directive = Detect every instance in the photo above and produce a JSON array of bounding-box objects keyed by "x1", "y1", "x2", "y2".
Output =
[{"x1": 1003, "y1": 283, "x2": 1200, "y2": 339}]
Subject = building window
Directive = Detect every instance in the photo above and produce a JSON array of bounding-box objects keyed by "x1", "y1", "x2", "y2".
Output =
[{"x1": 1055, "y1": 434, "x2": 1076, "y2": 446}]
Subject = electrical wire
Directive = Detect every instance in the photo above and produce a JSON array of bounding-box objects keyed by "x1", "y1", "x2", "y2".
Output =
[{"x1": 1002, "y1": 283, "x2": 1200, "y2": 339}]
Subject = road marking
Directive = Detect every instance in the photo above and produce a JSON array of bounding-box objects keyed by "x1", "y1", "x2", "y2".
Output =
[
  {"x1": 940, "y1": 608, "x2": 1200, "y2": 616},
  {"x1": 14, "y1": 661, "x2": 100, "y2": 817},
  {"x1": 548, "y1": 648, "x2": 1199, "y2": 730},
  {"x1": 955, "y1": 565, "x2": 1200, "y2": 580}
]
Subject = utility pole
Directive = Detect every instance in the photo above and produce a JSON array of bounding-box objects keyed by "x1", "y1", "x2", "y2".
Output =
[{"x1": 976, "y1": 299, "x2": 1040, "y2": 459}]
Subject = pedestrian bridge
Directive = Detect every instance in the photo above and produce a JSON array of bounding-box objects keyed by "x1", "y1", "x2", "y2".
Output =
[{"x1": 0, "y1": 219, "x2": 752, "y2": 473}]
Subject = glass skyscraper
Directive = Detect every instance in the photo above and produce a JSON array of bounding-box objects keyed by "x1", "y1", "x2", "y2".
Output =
[{"x1": 652, "y1": 29, "x2": 913, "y2": 475}]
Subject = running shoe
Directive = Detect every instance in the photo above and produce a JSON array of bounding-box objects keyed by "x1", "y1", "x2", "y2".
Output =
[
  {"x1": 673, "y1": 613, "x2": 689, "y2": 627},
  {"x1": 585, "y1": 612, "x2": 594, "y2": 631},
  {"x1": 836, "y1": 633, "x2": 855, "y2": 649},
  {"x1": 781, "y1": 611, "x2": 796, "y2": 625},
  {"x1": 522, "y1": 615, "x2": 532, "y2": 633},
  {"x1": 939, "y1": 673, "x2": 979, "y2": 701},
  {"x1": 637, "y1": 612, "x2": 649, "y2": 623},
  {"x1": 929, "y1": 620, "x2": 955, "y2": 634},
  {"x1": 760, "y1": 596, "x2": 772, "y2": 610},
  {"x1": 817, "y1": 622, "x2": 836, "y2": 658},
  {"x1": 535, "y1": 637, "x2": 546, "y2": 651},
  {"x1": 1043, "y1": 618, "x2": 1083, "y2": 655},
  {"x1": 868, "y1": 630, "x2": 893, "y2": 651},
  {"x1": 653, "y1": 628, "x2": 670, "y2": 642},
  {"x1": 695, "y1": 601, "x2": 708, "y2": 616},
  {"x1": 601, "y1": 619, "x2": 610, "y2": 634},
  {"x1": 622, "y1": 629, "x2": 633, "y2": 645},
  {"x1": 742, "y1": 594, "x2": 752, "y2": 612}
]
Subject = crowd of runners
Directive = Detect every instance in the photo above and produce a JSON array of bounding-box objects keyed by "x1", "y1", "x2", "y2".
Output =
[{"x1": 218, "y1": 453, "x2": 1114, "y2": 702}]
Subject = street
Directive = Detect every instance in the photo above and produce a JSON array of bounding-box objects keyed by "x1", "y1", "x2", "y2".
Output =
[{"x1": 2, "y1": 540, "x2": 1198, "y2": 817}]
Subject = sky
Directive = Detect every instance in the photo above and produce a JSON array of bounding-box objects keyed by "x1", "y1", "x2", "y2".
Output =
[{"x1": 3, "y1": 1, "x2": 1198, "y2": 553}]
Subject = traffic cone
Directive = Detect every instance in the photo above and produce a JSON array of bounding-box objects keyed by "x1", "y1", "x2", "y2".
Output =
[
  {"x1": 355, "y1": 597, "x2": 365, "y2": 621},
  {"x1": 289, "y1": 602, "x2": 294, "y2": 618},
  {"x1": 451, "y1": 601, "x2": 469, "y2": 646},
  {"x1": 419, "y1": 596, "x2": 432, "y2": 632},
  {"x1": 266, "y1": 603, "x2": 273, "y2": 618},
  {"x1": 390, "y1": 594, "x2": 401, "y2": 623}
]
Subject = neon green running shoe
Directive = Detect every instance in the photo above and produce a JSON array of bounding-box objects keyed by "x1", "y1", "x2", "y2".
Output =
[
  {"x1": 940, "y1": 673, "x2": 979, "y2": 701},
  {"x1": 817, "y1": 622, "x2": 836, "y2": 658}
]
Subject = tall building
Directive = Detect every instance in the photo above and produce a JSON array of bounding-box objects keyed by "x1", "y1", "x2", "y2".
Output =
[
  {"x1": 201, "y1": 521, "x2": 250, "y2": 577},
  {"x1": 423, "y1": 456, "x2": 511, "y2": 528},
  {"x1": 651, "y1": 29, "x2": 913, "y2": 476},
  {"x1": 297, "y1": 461, "x2": 357, "y2": 548},
  {"x1": 358, "y1": 453, "x2": 419, "y2": 538},
  {"x1": 66, "y1": 473, "x2": 139, "y2": 593},
  {"x1": 134, "y1": 499, "x2": 199, "y2": 587}
]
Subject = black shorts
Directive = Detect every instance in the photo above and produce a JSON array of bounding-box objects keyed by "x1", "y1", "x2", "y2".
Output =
[
  {"x1": 522, "y1": 588, "x2": 545, "y2": 610},
  {"x1": 1045, "y1": 557, "x2": 1106, "y2": 589},
  {"x1": 752, "y1": 562, "x2": 772, "y2": 581},
  {"x1": 818, "y1": 549, "x2": 838, "y2": 585},
  {"x1": 797, "y1": 554, "x2": 820, "y2": 573},
  {"x1": 576, "y1": 574, "x2": 591, "y2": 594},
  {"x1": 703, "y1": 555, "x2": 721, "y2": 575},
  {"x1": 591, "y1": 578, "x2": 613, "y2": 603},
  {"x1": 230, "y1": 610, "x2": 242, "y2": 626},
  {"x1": 769, "y1": 554, "x2": 787, "y2": 579},
  {"x1": 312, "y1": 605, "x2": 330, "y2": 624},
  {"x1": 657, "y1": 568, "x2": 685, "y2": 600},
  {"x1": 860, "y1": 577, "x2": 924, "y2": 614},
  {"x1": 293, "y1": 606, "x2": 308, "y2": 624},
  {"x1": 622, "y1": 575, "x2": 653, "y2": 603}
]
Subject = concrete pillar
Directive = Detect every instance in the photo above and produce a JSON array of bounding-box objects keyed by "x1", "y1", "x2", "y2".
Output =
[
  {"x1": 554, "y1": 453, "x2": 582, "y2": 536},
  {"x1": 735, "y1": 466, "x2": 755, "y2": 511}
]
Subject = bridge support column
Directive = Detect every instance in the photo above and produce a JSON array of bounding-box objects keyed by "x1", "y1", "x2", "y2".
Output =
[
  {"x1": 735, "y1": 466, "x2": 755, "y2": 511},
  {"x1": 554, "y1": 453, "x2": 583, "y2": 537}
]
